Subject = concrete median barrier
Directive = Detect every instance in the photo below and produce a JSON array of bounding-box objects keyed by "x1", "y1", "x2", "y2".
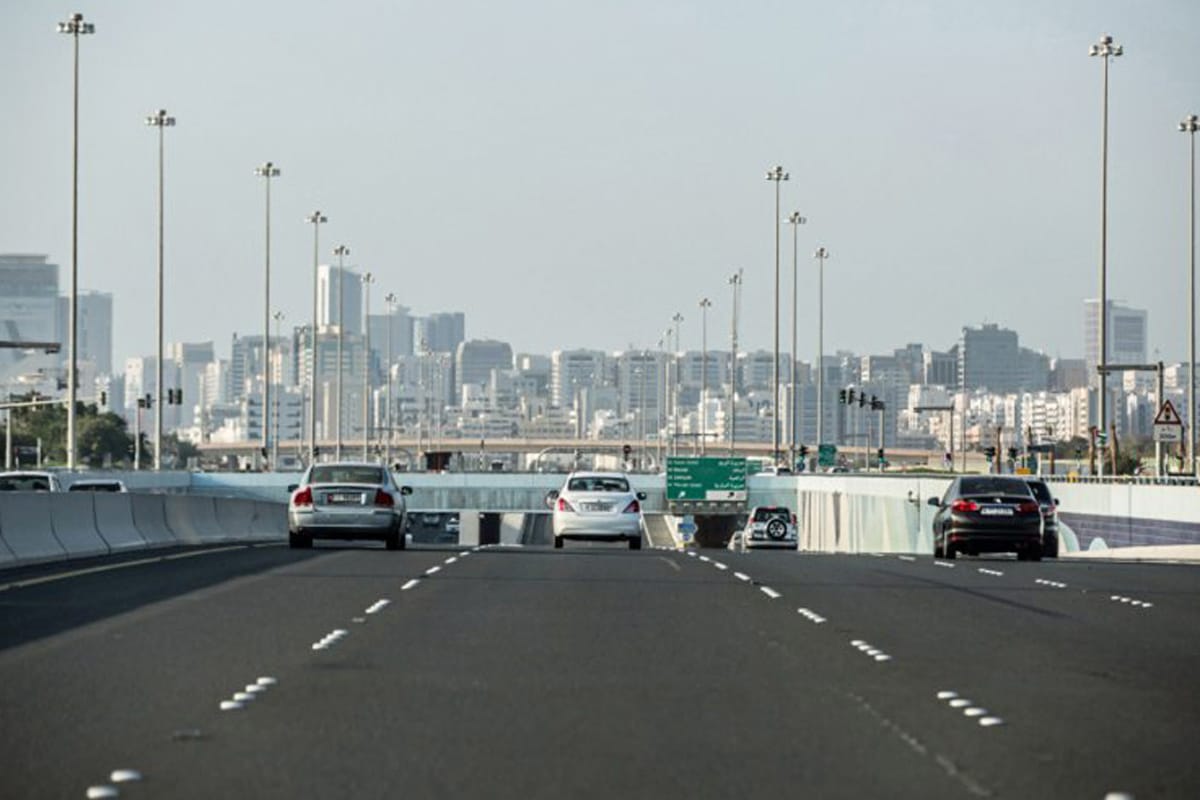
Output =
[
  {"x1": 214, "y1": 497, "x2": 257, "y2": 539},
  {"x1": 0, "y1": 533, "x2": 15, "y2": 567},
  {"x1": 93, "y1": 494, "x2": 147, "y2": 552},
  {"x1": 0, "y1": 494, "x2": 68, "y2": 565},
  {"x1": 500, "y1": 513, "x2": 525, "y2": 545},
  {"x1": 47, "y1": 493, "x2": 109, "y2": 559},
  {"x1": 248, "y1": 501, "x2": 286, "y2": 540},
  {"x1": 164, "y1": 495, "x2": 226, "y2": 544},
  {"x1": 131, "y1": 493, "x2": 176, "y2": 547}
]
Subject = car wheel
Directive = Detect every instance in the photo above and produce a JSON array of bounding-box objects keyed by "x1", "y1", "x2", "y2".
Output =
[
  {"x1": 629, "y1": 537, "x2": 642, "y2": 551},
  {"x1": 289, "y1": 531, "x2": 312, "y2": 549},
  {"x1": 1027, "y1": 544, "x2": 1042, "y2": 562},
  {"x1": 554, "y1": 535, "x2": 564, "y2": 549},
  {"x1": 944, "y1": 542, "x2": 956, "y2": 560},
  {"x1": 385, "y1": 526, "x2": 405, "y2": 551},
  {"x1": 1043, "y1": 537, "x2": 1058, "y2": 558},
  {"x1": 933, "y1": 537, "x2": 944, "y2": 559}
]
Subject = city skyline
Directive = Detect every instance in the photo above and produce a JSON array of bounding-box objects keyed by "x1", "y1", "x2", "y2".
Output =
[{"x1": 1, "y1": 2, "x2": 1198, "y2": 369}]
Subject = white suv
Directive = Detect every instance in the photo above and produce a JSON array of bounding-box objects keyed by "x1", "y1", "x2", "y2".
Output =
[{"x1": 729, "y1": 506, "x2": 798, "y2": 550}]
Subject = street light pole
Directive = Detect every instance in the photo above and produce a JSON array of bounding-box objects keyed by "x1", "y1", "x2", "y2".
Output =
[
  {"x1": 1089, "y1": 34, "x2": 1122, "y2": 477},
  {"x1": 814, "y1": 247, "x2": 830, "y2": 449},
  {"x1": 58, "y1": 12, "x2": 95, "y2": 470},
  {"x1": 765, "y1": 165, "x2": 789, "y2": 464},
  {"x1": 699, "y1": 297, "x2": 712, "y2": 455},
  {"x1": 663, "y1": 327, "x2": 673, "y2": 459},
  {"x1": 254, "y1": 162, "x2": 280, "y2": 469},
  {"x1": 145, "y1": 109, "x2": 175, "y2": 471},
  {"x1": 787, "y1": 212, "x2": 806, "y2": 464},
  {"x1": 672, "y1": 312, "x2": 683, "y2": 457},
  {"x1": 272, "y1": 311, "x2": 285, "y2": 466},
  {"x1": 1181, "y1": 114, "x2": 1199, "y2": 475},
  {"x1": 333, "y1": 245, "x2": 349, "y2": 460},
  {"x1": 385, "y1": 292, "x2": 397, "y2": 467},
  {"x1": 361, "y1": 271, "x2": 374, "y2": 461},
  {"x1": 728, "y1": 269, "x2": 742, "y2": 456},
  {"x1": 305, "y1": 211, "x2": 326, "y2": 465}
]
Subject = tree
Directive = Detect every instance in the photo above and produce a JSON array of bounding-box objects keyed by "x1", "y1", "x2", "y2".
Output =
[{"x1": 77, "y1": 412, "x2": 134, "y2": 468}]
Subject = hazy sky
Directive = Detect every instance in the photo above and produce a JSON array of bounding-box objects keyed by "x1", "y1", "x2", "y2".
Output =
[{"x1": 2, "y1": 1, "x2": 1198, "y2": 368}]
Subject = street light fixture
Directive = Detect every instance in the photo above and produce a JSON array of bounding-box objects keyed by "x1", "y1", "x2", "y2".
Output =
[
  {"x1": 814, "y1": 247, "x2": 830, "y2": 448},
  {"x1": 305, "y1": 210, "x2": 327, "y2": 465},
  {"x1": 1089, "y1": 34, "x2": 1122, "y2": 477},
  {"x1": 1181, "y1": 113, "x2": 1199, "y2": 474},
  {"x1": 384, "y1": 291, "x2": 397, "y2": 466},
  {"x1": 765, "y1": 165, "x2": 789, "y2": 464},
  {"x1": 786, "y1": 211, "x2": 806, "y2": 465},
  {"x1": 698, "y1": 297, "x2": 712, "y2": 455},
  {"x1": 58, "y1": 12, "x2": 95, "y2": 470},
  {"x1": 146, "y1": 109, "x2": 175, "y2": 471},
  {"x1": 361, "y1": 271, "x2": 374, "y2": 461},
  {"x1": 333, "y1": 244, "x2": 350, "y2": 460},
  {"x1": 254, "y1": 161, "x2": 280, "y2": 469}
]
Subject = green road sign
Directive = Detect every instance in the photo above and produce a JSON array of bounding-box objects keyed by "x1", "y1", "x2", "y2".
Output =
[
  {"x1": 817, "y1": 444, "x2": 837, "y2": 468},
  {"x1": 666, "y1": 457, "x2": 748, "y2": 502}
]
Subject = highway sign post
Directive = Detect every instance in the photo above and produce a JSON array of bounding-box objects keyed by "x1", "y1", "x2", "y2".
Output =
[
  {"x1": 666, "y1": 457, "x2": 747, "y2": 513},
  {"x1": 1153, "y1": 399, "x2": 1183, "y2": 443}
]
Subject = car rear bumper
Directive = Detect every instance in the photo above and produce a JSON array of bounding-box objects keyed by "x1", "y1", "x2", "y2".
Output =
[
  {"x1": 289, "y1": 508, "x2": 400, "y2": 538},
  {"x1": 945, "y1": 521, "x2": 1042, "y2": 552},
  {"x1": 553, "y1": 513, "x2": 642, "y2": 538}
]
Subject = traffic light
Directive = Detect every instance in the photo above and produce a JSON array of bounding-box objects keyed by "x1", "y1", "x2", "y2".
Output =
[
  {"x1": 984, "y1": 446, "x2": 997, "y2": 459},
  {"x1": 798, "y1": 444, "x2": 809, "y2": 459},
  {"x1": 1007, "y1": 447, "x2": 1018, "y2": 460},
  {"x1": 622, "y1": 443, "x2": 632, "y2": 458},
  {"x1": 846, "y1": 389, "x2": 856, "y2": 404},
  {"x1": 876, "y1": 448, "x2": 885, "y2": 463},
  {"x1": 99, "y1": 391, "x2": 107, "y2": 406},
  {"x1": 870, "y1": 397, "x2": 884, "y2": 411},
  {"x1": 839, "y1": 389, "x2": 847, "y2": 404},
  {"x1": 858, "y1": 392, "x2": 866, "y2": 407}
]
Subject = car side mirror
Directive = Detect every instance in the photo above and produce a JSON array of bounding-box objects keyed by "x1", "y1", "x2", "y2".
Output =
[
  {"x1": 636, "y1": 491, "x2": 647, "y2": 501},
  {"x1": 287, "y1": 484, "x2": 298, "y2": 493},
  {"x1": 400, "y1": 486, "x2": 413, "y2": 496},
  {"x1": 545, "y1": 489, "x2": 559, "y2": 509},
  {"x1": 927, "y1": 497, "x2": 941, "y2": 507},
  {"x1": 1054, "y1": 498, "x2": 1060, "y2": 506}
]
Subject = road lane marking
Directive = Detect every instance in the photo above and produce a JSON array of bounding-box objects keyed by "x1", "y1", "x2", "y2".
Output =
[
  {"x1": 365, "y1": 599, "x2": 391, "y2": 614},
  {"x1": 110, "y1": 770, "x2": 142, "y2": 784},
  {"x1": 425, "y1": 566, "x2": 441, "y2": 575},
  {"x1": 977, "y1": 568, "x2": 1004, "y2": 577},
  {"x1": 219, "y1": 700, "x2": 243, "y2": 711},
  {"x1": 797, "y1": 607, "x2": 827, "y2": 624},
  {"x1": 938, "y1": 690, "x2": 1005, "y2": 727},
  {"x1": 712, "y1": 561, "x2": 728, "y2": 570},
  {"x1": 760, "y1": 586, "x2": 781, "y2": 599},
  {"x1": 87, "y1": 786, "x2": 119, "y2": 798},
  {"x1": 850, "y1": 639, "x2": 893, "y2": 662},
  {"x1": 699, "y1": 555, "x2": 711, "y2": 562},
  {"x1": 897, "y1": 555, "x2": 916, "y2": 562},
  {"x1": 312, "y1": 628, "x2": 348, "y2": 651},
  {"x1": 733, "y1": 572, "x2": 750, "y2": 582},
  {"x1": 657, "y1": 557, "x2": 681, "y2": 572},
  {"x1": 0, "y1": 545, "x2": 252, "y2": 593},
  {"x1": 401, "y1": 579, "x2": 420, "y2": 591},
  {"x1": 934, "y1": 561, "x2": 956, "y2": 568},
  {"x1": 444, "y1": 557, "x2": 458, "y2": 565},
  {"x1": 1035, "y1": 578, "x2": 1067, "y2": 589},
  {"x1": 1110, "y1": 594, "x2": 1153, "y2": 608}
]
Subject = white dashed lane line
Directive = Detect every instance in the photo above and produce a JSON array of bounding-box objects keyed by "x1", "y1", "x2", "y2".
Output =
[
  {"x1": 937, "y1": 690, "x2": 1004, "y2": 727},
  {"x1": 364, "y1": 599, "x2": 391, "y2": 614},
  {"x1": 712, "y1": 561, "x2": 728, "y2": 571},
  {"x1": 1035, "y1": 578, "x2": 1067, "y2": 589},
  {"x1": 311, "y1": 629, "x2": 348, "y2": 651},
  {"x1": 733, "y1": 572, "x2": 751, "y2": 582},
  {"x1": 933, "y1": 561, "x2": 956, "y2": 569},
  {"x1": 1110, "y1": 594, "x2": 1154, "y2": 608},
  {"x1": 897, "y1": 555, "x2": 917, "y2": 562},
  {"x1": 699, "y1": 555, "x2": 711, "y2": 563},
  {"x1": 424, "y1": 566, "x2": 441, "y2": 576},
  {"x1": 760, "y1": 586, "x2": 782, "y2": 599},
  {"x1": 444, "y1": 557, "x2": 458, "y2": 565},
  {"x1": 220, "y1": 676, "x2": 277, "y2": 711},
  {"x1": 978, "y1": 568, "x2": 1004, "y2": 577},
  {"x1": 401, "y1": 579, "x2": 420, "y2": 591},
  {"x1": 850, "y1": 639, "x2": 893, "y2": 662},
  {"x1": 797, "y1": 607, "x2": 827, "y2": 624}
]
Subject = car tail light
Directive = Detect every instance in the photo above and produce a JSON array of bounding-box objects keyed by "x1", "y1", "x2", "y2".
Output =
[
  {"x1": 557, "y1": 497, "x2": 575, "y2": 512},
  {"x1": 623, "y1": 499, "x2": 640, "y2": 514},
  {"x1": 791, "y1": 513, "x2": 798, "y2": 525},
  {"x1": 293, "y1": 487, "x2": 313, "y2": 507},
  {"x1": 1017, "y1": 501, "x2": 1039, "y2": 514},
  {"x1": 374, "y1": 489, "x2": 394, "y2": 507},
  {"x1": 951, "y1": 499, "x2": 979, "y2": 513}
]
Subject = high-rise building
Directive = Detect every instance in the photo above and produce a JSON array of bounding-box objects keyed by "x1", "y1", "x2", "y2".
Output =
[
  {"x1": 0, "y1": 254, "x2": 59, "y2": 374},
  {"x1": 56, "y1": 291, "x2": 112, "y2": 375},
  {"x1": 550, "y1": 349, "x2": 607, "y2": 407},
  {"x1": 417, "y1": 312, "x2": 466, "y2": 354},
  {"x1": 317, "y1": 264, "x2": 363, "y2": 334},
  {"x1": 367, "y1": 304, "x2": 414, "y2": 374},
  {"x1": 455, "y1": 339, "x2": 513, "y2": 404},
  {"x1": 958, "y1": 323, "x2": 1048, "y2": 393},
  {"x1": 1084, "y1": 299, "x2": 1148, "y2": 383}
]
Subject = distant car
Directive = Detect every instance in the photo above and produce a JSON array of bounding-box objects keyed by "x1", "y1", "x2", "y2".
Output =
[
  {"x1": 67, "y1": 478, "x2": 128, "y2": 493},
  {"x1": 729, "y1": 506, "x2": 798, "y2": 550},
  {"x1": 548, "y1": 471, "x2": 645, "y2": 550},
  {"x1": 287, "y1": 462, "x2": 412, "y2": 550},
  {"x1": 0, "y1": 471, "x2": 63, "y2": 492},
  {"x1": 929, "y1": 476, "x2": 1043, "y2": 561},
  {"x1": 1024, "y1": 478, "x2": 1060, "y2": 558}
]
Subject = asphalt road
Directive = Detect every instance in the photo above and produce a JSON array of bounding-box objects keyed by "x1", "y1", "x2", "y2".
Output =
[{"x1": 0, "y1": 540, "x2": 1197, "y2": 799}]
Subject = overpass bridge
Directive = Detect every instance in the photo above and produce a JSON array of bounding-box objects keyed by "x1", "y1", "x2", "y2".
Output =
[{"x1": 0, "y1": 474, "x2": 1197, "y2": 797}]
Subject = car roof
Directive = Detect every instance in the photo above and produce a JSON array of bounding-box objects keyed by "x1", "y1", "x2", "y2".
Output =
[
  {"x1": 0, "y1": 471, "x2": 56, "y2": 478},
  {"x1": 565, "y1": 471, "x2": 629, "y2": 479},
  {"x1": 69, "y1": 478, "x2": 125, "y2": 486}
]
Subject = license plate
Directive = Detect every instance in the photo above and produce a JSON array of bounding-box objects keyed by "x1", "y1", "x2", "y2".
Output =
[
  {"x1": 584, "y1": 502, "x2": 612, "y2": 512},
  {"x1": 327, "y1": 492, "x2": 360, "y2": 504},
  {"x1": 979, "y1": 506, "x2": 1013, "y2": 516}
]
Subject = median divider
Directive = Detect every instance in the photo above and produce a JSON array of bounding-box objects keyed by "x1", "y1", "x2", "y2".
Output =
[
  {"x1": 214, "y1": 498, "x2": 258, "y2": 539},
  {"x1": 165, "y1": 495, "x2": 227, "y2": 544},
  {"x1": 47, "y1": 493, "x2": 109, "y2": 559},
  {"x1": 131, "y1": 493, "x2": 177, "y2": 546},
  {"x1": 0, "y1": 494, "x2": 68, "y2": 565},
  {"x1": 249, "y1": 500, "x2": 286, "y2": 540},
  {"x1": 93, "y1": 493, "x2": 147, "y2": 551}
]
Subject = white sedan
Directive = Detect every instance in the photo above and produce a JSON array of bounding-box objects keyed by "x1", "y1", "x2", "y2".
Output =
[{"x1": 549, "y1": 471, "x2": 645, "y2": 550}]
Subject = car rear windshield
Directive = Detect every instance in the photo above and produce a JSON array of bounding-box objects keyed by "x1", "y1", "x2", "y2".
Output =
[
  {"x1": 1025, "y1": 481, "x2": 1052, "y2": 502},
  {"x1": 753, "y1": 507, "x2": 791, "y2": 522},
  {"x1": 959, "y1": 477, "x2": 1033, "y2": 497},
  {"x1": 0, "y1": 476, "x2": 52, "y2": 491},
  {"x1": 310, "y1": 466, "x2": 385, "y2": 485},
  {"x1": 69, "y1": 482, "x2": 123, "y2": 492},
  {"x1": 567, "y1": 476, "x2": 630, "y2": 492}
]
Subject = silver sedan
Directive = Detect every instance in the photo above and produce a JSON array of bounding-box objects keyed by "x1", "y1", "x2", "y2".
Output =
[{"x1": 287, "y1": 463, "x2": 412, "y2": 550}]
